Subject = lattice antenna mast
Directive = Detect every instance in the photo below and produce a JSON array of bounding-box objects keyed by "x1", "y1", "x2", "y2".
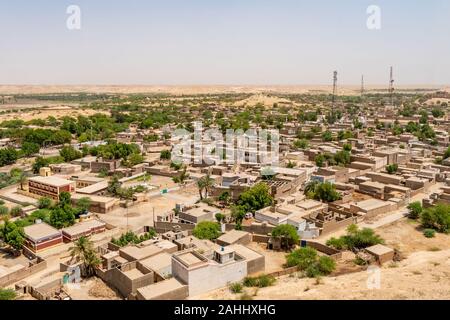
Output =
[
  {"x1": 361, "y1": 75, "x2": 364, "y2": 97},
  {"x1": 332, "y1": 71, "x2": 338, "y2": 108},
  {"x1": 389, "y1": 66, "x2": 394, "y2": 105}
]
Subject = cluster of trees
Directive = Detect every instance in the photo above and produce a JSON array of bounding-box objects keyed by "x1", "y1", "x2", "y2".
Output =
[
  {"x1": 285, "y1": 247, "x2": 336, "y2": 278},
  {"x1": 408, "y1": 202, "x2": 450, "y2": 235},
  {"x1": 326, "y1": 224, "x2": 384, "y2": 251},
  {"x1": 315, "y1": 150, "x2": 351, "y2": 168},
  {"x1": 0, "y1": 220, "x2": 25, "y2": 252},
  {"x1": 0, "y1": 168, "x2": 27, "y2": 189},
  {"x1": 90, "y1": 141, "x2": 141, "y2": 162},
  {"x1": 32, "y1": 156, "x2": 64, "y2": 174},
  {"x1": 304, "y1": 181, "x2": 342, "y2": 202},
  {"x1": 59, "y1": 145, "x2": 82, "y2": 162},
  {"x1": 111, "y1": 230, "x2": 157, "y2": 247}
]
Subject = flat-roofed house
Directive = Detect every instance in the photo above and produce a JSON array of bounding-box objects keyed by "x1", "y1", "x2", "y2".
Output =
[
  {"x1": 23, "y1": 223, "x2": 63, "y2": 252},
  {"x1": 140, "y1": 252, "x2": 173, "y2": 278},
  {"x1": 27, "y1": 176, "x2": 76, "y2": 200},
  {"x1": 61, "y1": 219, "x2": 106, "y2": 242},
  {"x1": 216, "y1": 230, "x2": 252, "y2": 246},
  {"x1": 136, "y1": 278, "x2": 188, "y2": 300},
  {"x1": 172, "y1": 247, "x2": 247, "y2": 297},
  {"x1": 178, "y1": 203, "x2": 220, "y2": 224}
]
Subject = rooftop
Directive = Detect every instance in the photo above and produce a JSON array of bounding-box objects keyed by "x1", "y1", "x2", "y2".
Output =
[
  {"x1": 137, "y1": 278, "x2": 186, "y2": 300},
  {"x1": 28, "y1": 176, "x2": 74, "y2": 187},
  {"x1": 24, "y1": 223, "x2": 61, "y2": 242}
]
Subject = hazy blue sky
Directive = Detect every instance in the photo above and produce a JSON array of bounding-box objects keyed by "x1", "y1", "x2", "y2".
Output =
[{"x1": 1, "y1": 0, "x2": 450, "y2": 85}]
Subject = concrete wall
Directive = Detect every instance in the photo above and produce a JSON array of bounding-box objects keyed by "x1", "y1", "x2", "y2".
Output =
[{"x1": 0, "y1": 258, "x2": 47, "y2": 287}]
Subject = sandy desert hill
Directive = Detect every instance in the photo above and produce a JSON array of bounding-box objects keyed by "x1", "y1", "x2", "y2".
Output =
[{"x1": 0, "y1": 84, "x2": 446, "y2": 96}]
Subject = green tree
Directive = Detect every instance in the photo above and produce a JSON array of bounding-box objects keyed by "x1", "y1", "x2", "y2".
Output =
[
  {"x1": 160, "y1": 150, "x2": 171, "y2": 160},
  {"x1": 172, "y1": 165, "x2": 190, "y2": 185},
  {"x1": 69, "y1": 236, "x2": 101, "y2": 277},
  {"x1": 21, "y1": 142, "x2": 40, "y2": 157},
  {"x1": 197, "y1": 173, "x2": 214, "y2": 200},
  {"x1": 237, "y1": 183, "x2": 273, "y2": 213},
  {"x1": 59, "y1": 145, "x2": 83, "y2": 162},
  {"x1": 59, "y1": 191, "x2": 72, "y2": 206},
  {"x1": 386, "y1": 164, "x2": 398, "y2": 174},
  {"x1": 192, "y1": 221, "x2": 221, "y2": 240},
  {"x1": 107, "y1": 175, "x2": 122, "y2": 196},
  {"x1": 293, "y1": 139, "x2": 309, "y2": 150},
  {"x1": 49, "y1": 207, "x2": 75, "y2": 229},
  {"x1": 407, "y1": 201, "x2": 423, "y2": 219},
  {"x1": 333, "y1": 150, "x2": 351, "y2": 166},
  {"x1": 38, "y1": 197, "x2": 53, "y2": 209},
  {"x1": 315, "y1": 154, "x2": 326, "y2": 167},
  {"x1": 271, "y1": 224, "x2": 299, "y2": 249},
  {"x1": 285, "y1": 247, "x2": 317, "y2": 269},
  {"x1": 322, "y1": 130, "x2": 333, "y2": 142}
]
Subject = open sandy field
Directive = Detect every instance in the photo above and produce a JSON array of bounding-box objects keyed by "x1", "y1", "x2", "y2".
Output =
[{"x1": 0, "y1": 106, "x2": 109, "y2": 122}]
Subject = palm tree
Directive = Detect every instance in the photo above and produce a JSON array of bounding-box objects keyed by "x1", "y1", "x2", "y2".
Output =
[
  {"x1": 172, "y1": 165, "x2": 190, "y2": 186},
  {"x1": 202, "y1": 173, "x2": 214, "y2": 199},
  {"x1": 197, "y1": 178, "x2": 206, "y2": 200},
  {"x1": 69, "y1": 236, "x2": 100, "y2": 277},
  {"x1": 18, "y1": 172, "x2": 27, "y2": 191},
  {"x1": 304, "y1": 180, "x2": 319, "y2": 195}
]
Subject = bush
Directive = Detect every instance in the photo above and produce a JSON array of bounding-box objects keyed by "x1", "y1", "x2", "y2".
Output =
[
  {"x1": 316, "y1": 256, "x2": 336, "y2": 275},
  {"x1": 243, "y1": 276, "x2": 258, "y2": 287},
  {"x1": 423, "y1": 229, "x2": 436, "y2": 238},
  {"x1": 0, "y1": 288, "x2": 17, "y2": 300},
  {"x1": 38, "y1": 197, "x2": 53, "y2": 209},
  {"x1": 386, "y1": 164, "x2": 398, "y2": 174},
  {"x1": 10, "y1": 206, "x2": 23, "y2": 217},
  {"x1": 256, "y1": 274, "x2": 276, "y2": 287},
  {"x1": 407, "y1": 201, "x2": 423, "y2": 220},
  {"x1": 242, "y1": 275, "x2": 276, "y2": 288},
  {"x1": 229, "y1": 282, "x2": 243, "y2": 294}
]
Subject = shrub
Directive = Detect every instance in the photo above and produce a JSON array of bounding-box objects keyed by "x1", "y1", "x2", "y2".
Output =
[
  {"x1": 10, "y1": 206, "x2": 23, "y2": 217},
  {"x1": 423, "y1": 229, "x2": 436, "y2": 238},
  {"x1": 316, "y1": 256, "x2": 336, "y2": 275},
  {"x1": 243, "y1": 276, "x2": 258, "y2": 287},
  {"x1": 229, "y1": 282, "x2": 243, "y2": 293},
  {"x1": 256, "y1": 274, "x2": 276, "y2": 288},
  {"x1": 38, "y1": 197, "x2": 53, "y2": 209},
  {"x1": 242, "y1": 275, "x2": 276, "y2": 288},
  {"x1": 386, "y1": 164, "x2": 398, "y2": 174}
]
